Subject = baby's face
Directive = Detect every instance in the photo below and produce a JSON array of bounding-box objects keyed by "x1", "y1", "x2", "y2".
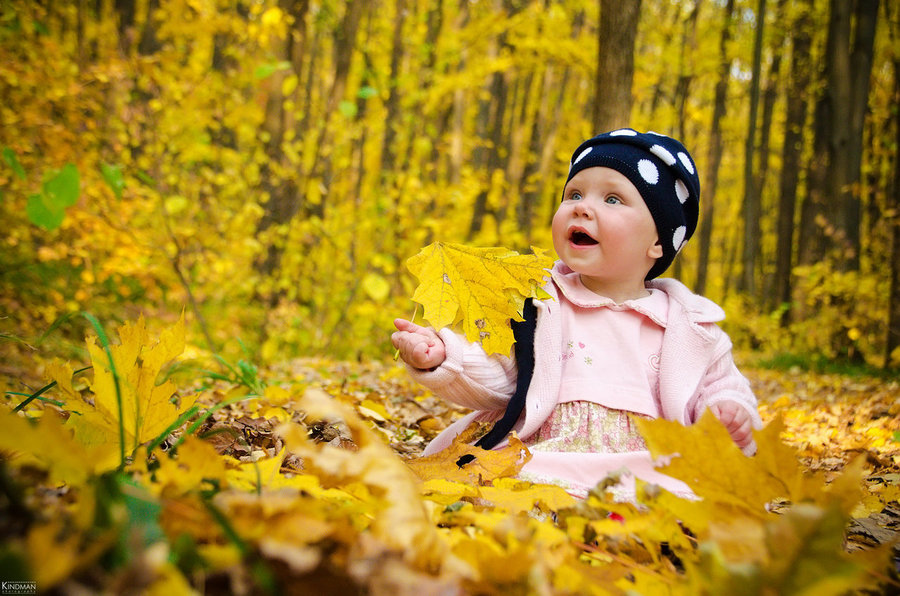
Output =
[{"x1": 552, "y1": 167, "x2": 662, "y2": 297}]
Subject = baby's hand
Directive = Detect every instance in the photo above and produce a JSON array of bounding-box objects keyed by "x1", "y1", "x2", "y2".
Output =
[
  {"x1": 391, "y1": 319, "x2": 446, "y2": 370},
  {"x1": 709, "y1": 400, "x2": 755, "y2": 452}
]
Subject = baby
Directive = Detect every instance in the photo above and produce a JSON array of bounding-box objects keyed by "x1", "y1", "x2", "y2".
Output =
[{"x1": 392, "y1": 129, "x2": 761, "y2": 499}]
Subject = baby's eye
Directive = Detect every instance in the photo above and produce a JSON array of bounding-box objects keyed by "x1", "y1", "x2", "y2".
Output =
[
  {"x1": 605, "y1": 195, "x2": 622, "y2": 205},
  {"x1": 569, "y1": 191, "x2": 583, "y2": 201}
]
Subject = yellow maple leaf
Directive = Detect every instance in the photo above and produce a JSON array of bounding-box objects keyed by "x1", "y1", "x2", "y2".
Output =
[
  {"x1": 636, "y1": 412, "x2": 807, "y2": 516},
  {"x1": 476, "y1": 477, "x2": 576, "y2": 514},
  {"x1": 420, "y1": 478, "x2": 479, "y2": 506},
  {"x1": 0, "y1": 408, "x2": 112, "y2": 486},
  {"x1": 67, "y1": 314, "x2": 196, "y2": 466},
  {"x1": 153, "y1": 436, "x2": 229, "y2": 497},
  {"x1": 24, "y1": 517, "x2": 115, "y2": 589},
  {"x1": 44, "y1": 359, "x2": 79, "y2": 402},
  {"x1": 687, "y1": 503, "x2": 889, "y2": 595},
  {"x1": 406, "y1": 242, "x2": 553, "y2": 355},
  {"x1": 406, "y1": 424, "x2": 532, "y2": 485},
  {"x1": 634, "y1": 411, "x2": 881, "y2": 583},
  {"x1": 636, "y1": 412, "x2": 865, "y2": 516}
]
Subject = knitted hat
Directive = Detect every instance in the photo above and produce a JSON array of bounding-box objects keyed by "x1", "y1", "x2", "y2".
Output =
[{"x1": 564, "y1": 129, "x2": 701, "y2": 280}]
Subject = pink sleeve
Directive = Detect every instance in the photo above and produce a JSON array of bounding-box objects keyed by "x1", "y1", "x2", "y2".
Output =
[
  {"x1": 404, "y1": 328, "x2": 517, "y2": 412},
  {"x1": 690, "y1": 350, "x2": 763, "y2": 456}
]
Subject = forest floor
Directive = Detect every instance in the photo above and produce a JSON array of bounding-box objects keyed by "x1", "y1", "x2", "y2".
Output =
[
  {"x1": 229, "y1": 356, "x2": 900, "y2": 567},
  {"x1": 2, "y1": 348, "x2": 899, "y2": 593}
]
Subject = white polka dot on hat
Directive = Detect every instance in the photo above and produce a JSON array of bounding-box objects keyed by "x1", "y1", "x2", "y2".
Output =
[{"x1": 563, "y1": 128, "x2": 701, "y2": 280}]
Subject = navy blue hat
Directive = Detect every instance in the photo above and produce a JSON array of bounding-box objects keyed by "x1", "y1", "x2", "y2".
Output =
[{"x1": 564, "y1": 129, "x2": 701, "y2": 280}]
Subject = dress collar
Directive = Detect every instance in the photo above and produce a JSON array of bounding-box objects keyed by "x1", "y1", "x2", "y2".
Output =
[{"x1": 549, "y1": 261, "x2": 669, "y2": 328}]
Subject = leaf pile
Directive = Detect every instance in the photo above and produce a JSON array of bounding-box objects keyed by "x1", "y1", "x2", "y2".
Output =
[{"x1": 0, "y1": 318, "x2": 898, "y2": 594}]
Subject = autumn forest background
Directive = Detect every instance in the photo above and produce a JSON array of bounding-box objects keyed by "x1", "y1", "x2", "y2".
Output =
[{"x1": 2, "y1": 0, "x2": 900, "y2": 593}]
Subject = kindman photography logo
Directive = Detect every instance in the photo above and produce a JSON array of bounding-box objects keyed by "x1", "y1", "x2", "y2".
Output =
[{"x1": 1, "y1": 581, "x2": 36, "y2": 595}]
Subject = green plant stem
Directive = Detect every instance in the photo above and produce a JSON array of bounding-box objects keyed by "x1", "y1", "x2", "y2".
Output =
[
  {"x1": 81, "y1": 312, "x2": 126, "y2": 471},
  {"x1": 12, "y1": 365, "x2": 92, "y2": 412},
  {"x1": 169, "y1": 393, "x2": 257, "y2": 451},
  {"x1": 145, "y1": 404, "x2": 201, "y2": 455}
]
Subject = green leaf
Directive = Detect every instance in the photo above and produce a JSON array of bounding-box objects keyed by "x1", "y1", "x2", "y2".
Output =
[
  {"x1": 120, "y1": 476, "x2": 165, "y2": 547},
  {"x1": 26, "y1": 193, "x2": 65, "y2": 230},
  {"x1": 2, "y1": 147, "x2": 25, "y2": 180},
  {"x1": 101, "y1": 163, "x2": 125, "y2": 199},
  {"x1": 136, "y1": 170, "x2": 156, "y2": 187},
  {"x1": 338, "y1": 100, "x2": 358, "y2": 118},
  {"x1": 357, "y1": 86, "x2": 378, "y2": 99},
  {"x1": 253, "y1": 60, "x2": 292, "y2": 80},
  {"x1": 43, "y1": 163, "x2": 80, "y2": 209}
]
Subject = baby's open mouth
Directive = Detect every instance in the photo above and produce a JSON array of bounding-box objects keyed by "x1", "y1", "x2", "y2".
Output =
[{"x1": 570, "y1": 230, "x2": 598, "y2": 246}]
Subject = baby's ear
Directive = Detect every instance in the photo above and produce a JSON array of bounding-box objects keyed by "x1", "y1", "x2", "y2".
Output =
[{"x1": 648, "y1": 239, "x2": 663, "y2": 260}]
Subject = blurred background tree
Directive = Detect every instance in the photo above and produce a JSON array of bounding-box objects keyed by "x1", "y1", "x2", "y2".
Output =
[{"x1": 1, "y1": 0, "x2": 898, "y2": 369}]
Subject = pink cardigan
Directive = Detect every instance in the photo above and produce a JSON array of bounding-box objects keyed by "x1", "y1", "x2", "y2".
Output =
[{"x1": 409, "y1": 263, "x2": 762, "y2": 459}]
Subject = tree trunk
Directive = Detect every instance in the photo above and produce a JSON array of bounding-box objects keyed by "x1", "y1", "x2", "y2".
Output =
[
  {"x1": 843, "y1": 0, "x2": 879, "y2": 268},
  {"x1": 756, "y1": 0, "x2": 785, "y2": 304},
  {"x1": 593, "y1": 0, "x2": 642, "y2": 132},
  {"x1": 308, "y1": 0, "x2": 365, "y2": 217},
  {"x1": 695, "y1": 0, "x2": 735, "y2": 296},
  {"x1": 670, "y1": 0, "x2": 703, "y2": 282},
  {"x1": 76, "y1": 0, "x2": 86, "y2": 68},
  {"x1": 114, "y1": 0, "x2": 135, "y2": 54},
  {"x1": 886, "y1": 56, "x2": 900, "y2": 368},
  {"x1": 518, "y1": 67, "x2": 547, "y2": 241},
  {"x1": 137, "y1": 0, "x2": 160, "y2": 55},
  {"x1": 674, "y1": 0, "x2": 702, "y2": 141},
  {"x1": 380, "y1": 0, "x2": 407, "y2": 177},
  {"x1": 468, "y1": 68, "x2": 508, "y2": 240},
  {"x1": 255, "y1": 0, "x2": 315, "y2": 277},
  {"x1": 740, "y1": 0, "x2": 767, "y2": 295},
  {"x1": 469, "y1": 0, "x2": 520, "y2": 240},
  {"x1": 801, "y1": 0, "x2": 879, "y2": 269},
  {"x1": 774, "y1": 2, "x2": 812, "y2": 320}
]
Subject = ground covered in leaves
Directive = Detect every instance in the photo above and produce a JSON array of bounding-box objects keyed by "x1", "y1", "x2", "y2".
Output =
[{"x1": 1, "y1": 318, "x2": 899, "y2": 594}]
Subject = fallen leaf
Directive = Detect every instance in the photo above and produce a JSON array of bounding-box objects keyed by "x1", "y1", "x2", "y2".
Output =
[
  {"x1": 67, "y1": 314, "x2": 197, "y2": 463},
  {"x1": 0, "y1": 408, "x2": 112, "y2": 485},
  {"x1": 406, "y1": 424, "x2": 532, "y2": 485}
]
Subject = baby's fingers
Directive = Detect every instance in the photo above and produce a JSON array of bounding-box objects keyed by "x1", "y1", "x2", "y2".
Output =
[
  {"x1": 729, "y1": 418, "x2": 753, "y2": 445},
  {"x1": 394, "y1": 318, "x2": 430, "y2": 334},
  {"x1": 710, "y1": 403, "x2": 736, "y2": 427}
]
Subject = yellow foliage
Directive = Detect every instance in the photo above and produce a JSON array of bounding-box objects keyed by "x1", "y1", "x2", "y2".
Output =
[
  {"x1": 0, "y1": 337, "x2": 895, "y2": 593},
  {"x1": 67, "y1": 314, "x2": 196, "y2": 467},
  {"x1": 153, "y1": 436, "x2": 228, "y2": 497},
  {"x1": 25, "y1": 519, "x2": 114, "y2": 589},
  {"x1": 406, "y1": 242, "x2": 553, "y2": 355},
  {"x1": 0, "y1": 408, "x2": 112, "y2": 486},
  {"x1": 406, "y1": 424, "x2": 533, "y2": 485}
]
